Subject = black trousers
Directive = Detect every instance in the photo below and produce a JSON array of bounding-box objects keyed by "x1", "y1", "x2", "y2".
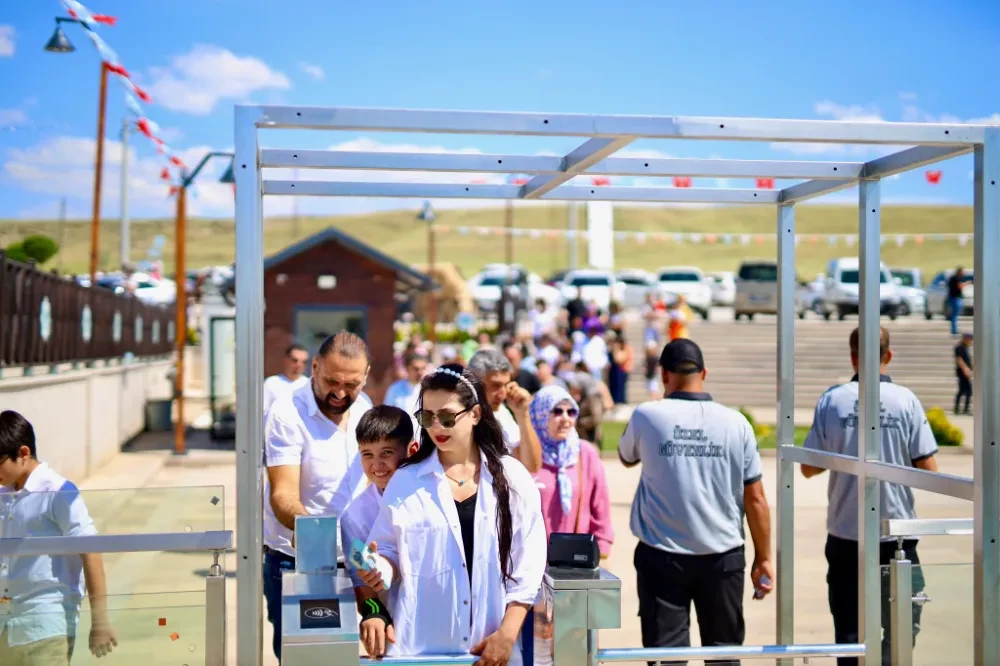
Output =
[
  {"x1": 956, "y1": 375, "x2": 972, "y2": 413},
  {"x1": 635, "y1": 541, "x2": 746, "y2": 666},
  {"x1": 825, "y1": 535, "x2": 924, "y2": 666}
]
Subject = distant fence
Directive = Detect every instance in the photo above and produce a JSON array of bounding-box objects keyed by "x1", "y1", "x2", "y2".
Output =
[{"x1": 0, "y1": 253, "x2": 176, "y2": 367}]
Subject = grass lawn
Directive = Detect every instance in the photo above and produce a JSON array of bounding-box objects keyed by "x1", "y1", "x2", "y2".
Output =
[
  {"x1": 4, "y1": 204, "x2": 975, "y2": 277},
  {"x1": 598, "y1": 419, "x2": 810, "y2": 453}
]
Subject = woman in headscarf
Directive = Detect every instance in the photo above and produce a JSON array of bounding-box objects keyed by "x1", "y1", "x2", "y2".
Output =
[{"x1": 528, "y1": 386, "x2": 614, "y2": 556}]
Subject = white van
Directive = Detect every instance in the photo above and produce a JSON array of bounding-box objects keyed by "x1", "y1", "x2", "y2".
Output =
[
  {"x1": 817, "y1": 257, "x2": 901, "y2": 321},
  {"x1": 733, "y1": 260, "x2": 812, "y2": 320}
]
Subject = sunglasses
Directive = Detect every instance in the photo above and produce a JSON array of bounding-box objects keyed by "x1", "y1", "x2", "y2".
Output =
[
  {"x1": 415, "y1": 408, "x2": 472, "y2": 429},
  {"x1": 551, "y1": 407, "x2": 578, "y2": 418}
]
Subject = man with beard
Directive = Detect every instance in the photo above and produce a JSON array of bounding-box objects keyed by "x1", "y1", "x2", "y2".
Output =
[{"x1": 262, "y1": 331, "x2": 373, "y2": 661}]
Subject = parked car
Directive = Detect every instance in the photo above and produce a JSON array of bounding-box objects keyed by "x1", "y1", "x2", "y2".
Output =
[
  {"x1": 708, "y1": 271, "x2": 737, "y2": 307},
  {"x1": 817, "y1": 257, "x2": 900, "y2": 321},
  {"x1": 131, "y1": 272, "x2": 177, "y2": 306},
  {"x1": 733, "y1": 261, "x2": 812, "y2": 320},
  {"x1": 614, "y1": 269, "x2": 658, "y2": 308},
  {"x1": 559, "y1": 269, "x2": 625, "y2": 312},
  {"x1": 889, "y1": 268, "x2": 926, "y2": 317},
  {"x1": 468, "y1": 267, "x2": 561, "y2": 314},
  {"x1": 545, "y1": 269, "x2": 570, "y2": 288},
  {"x1": 925, "y1": 269, "x2": 975, "y2": 319},
  {"x1": 656, "y1": 266, "x2": 713, "y2": 320}
]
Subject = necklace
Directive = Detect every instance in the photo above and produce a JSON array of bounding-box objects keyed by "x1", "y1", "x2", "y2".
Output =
[{"x1": 444, "y1": 469, "x2": 477, "y2": 487}]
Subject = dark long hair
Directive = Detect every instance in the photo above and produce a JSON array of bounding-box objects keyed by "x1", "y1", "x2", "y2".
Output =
[{"x1": 403, "y1": 363, "x2": 517, "y2": 585}]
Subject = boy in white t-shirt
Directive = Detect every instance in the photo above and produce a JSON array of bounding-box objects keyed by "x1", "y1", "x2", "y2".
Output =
[{"x1": 340, "y1": 405, "x2": 418, "y2": 660}]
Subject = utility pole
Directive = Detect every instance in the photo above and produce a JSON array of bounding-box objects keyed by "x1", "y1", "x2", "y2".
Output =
[
  {"x1": 568, "y1": 203, "x2": 579, "y2": 269},
  {"x1": 120, "y1": 118, "x2": 130, "y2": 268},
  {"x1": 57, "y1": 197, "x2": 67, "y2": 272}
]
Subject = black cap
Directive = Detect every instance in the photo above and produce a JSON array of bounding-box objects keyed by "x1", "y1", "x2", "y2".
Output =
[{"x1": 659, "y1": 338, "x2": 705, "y2": 374}]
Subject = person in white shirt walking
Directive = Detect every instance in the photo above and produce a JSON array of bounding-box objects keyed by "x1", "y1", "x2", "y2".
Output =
[
  {"x1": 262, "y1": 332, "x2": 374, "y2": 662},
  {"x1": 0, "y1": 411, "x2": 117, "y2": 666},
  {"x1": 359, "y1": 364, "x2": 546, "y2": 665},
  {"x1": 467, "y1": 350, "x2": 543, "y2": 473},
  {"x1": 262, "y1": 344, "x2": 309, "y2": 415}
]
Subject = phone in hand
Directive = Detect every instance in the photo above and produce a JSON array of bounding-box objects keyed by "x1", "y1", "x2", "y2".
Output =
[{"x1": 348, "y1": 539, "x2": 376, "y2": 572}]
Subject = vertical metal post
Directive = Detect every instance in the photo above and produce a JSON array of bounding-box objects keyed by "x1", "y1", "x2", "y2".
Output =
[
  {"x1": 427, "y1": 216, "x2": 437, "y2": 343},
  {"x1": 889, "y1": 541, "x2": 913, "y2": 666},
  {"x1": 775, "y1": 203, "x2": 795, "y2": 662},
  {"x1": 234, "y1": 105, "x2": 265, "y2": 666},
  {"x1": 587, "y1": 628, "x2": 598, "y2": 666},
  {"x1": 120, "y1": 118, "x2": 130, "y2": 267},
  {"x1": 204, "y1": 551, "x2": 227, "y2": 666},
  {"x1": 857, "y1": 178, "x2": 883, "y2": 666},
  {"x1": 568, "y1": 203, "x2": 578, "y2": 270},
  {"x1": 174, "y1": 185, "x2": 188, "y2": 456},
  {"x1": 973, "y1": 126, "x2": 1000, "y2": 666},
  {"x1": 90, "y1": 61, "x2": 109, "y2": 285}
]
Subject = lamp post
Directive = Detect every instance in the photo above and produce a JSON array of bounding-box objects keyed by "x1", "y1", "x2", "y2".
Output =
[
  {"x1": 120, "y1": 118, "x2": 130, "y2": 267},
  {"x1": 417, "y1": 201, "x2": 437, "y2": 343},
  {"x1": 172, "y1": 152, "x2": 236, "y2": 456},
  {"x1": 45, "y1": 18, "x2": 107, "y2": 285}
]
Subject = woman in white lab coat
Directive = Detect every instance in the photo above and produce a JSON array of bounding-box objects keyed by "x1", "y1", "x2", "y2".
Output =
[{"x1": 360, "y1": 363, "x2": 546, "y2": 666}]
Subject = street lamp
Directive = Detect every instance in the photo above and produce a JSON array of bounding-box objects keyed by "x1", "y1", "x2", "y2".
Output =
[
  {"x1": 417, "y1": 201, "x2": 437, "y2": 343},
  {"x1": 44, "y1": 16, "x2": 107, "y2": 285},
  {"x1": 171, "y1": 152, "x2": 235, "y2": 455}
]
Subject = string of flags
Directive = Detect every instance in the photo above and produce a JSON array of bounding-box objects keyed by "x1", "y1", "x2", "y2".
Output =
[
  {"x1": 57, "y1": 0, "x2": 187, "y2": 194},
  {"x1": 431, "y1": 225, "x2": 975, "y2": 247}
]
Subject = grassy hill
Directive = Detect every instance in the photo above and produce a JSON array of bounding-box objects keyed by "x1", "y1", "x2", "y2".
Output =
[{"x1": 1, "y1": 204, "x2": 975, "y2": 279}]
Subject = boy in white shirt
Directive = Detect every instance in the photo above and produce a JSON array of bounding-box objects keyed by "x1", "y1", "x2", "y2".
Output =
[{"x1": 340, "y1": 405, "x2": 418, "y2": 659}]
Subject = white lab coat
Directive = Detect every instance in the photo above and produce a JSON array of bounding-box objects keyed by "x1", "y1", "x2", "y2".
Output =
[{"x1": 366, "y1": 451, "x2": 545, "y2": 664}]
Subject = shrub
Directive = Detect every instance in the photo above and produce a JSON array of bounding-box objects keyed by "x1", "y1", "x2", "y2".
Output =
[
  {"x1": 22, "y1": 235, "x2": 59, "y2": 264},
  {"x1": 739, "y1": 406, "x2": 771, "y2": 438},
  {"x1": 926, "y1": 407, "x2": 964, "y2": 447},
  {"x1": 4, "y1": 242, "x2": 29, "y2": 263}
]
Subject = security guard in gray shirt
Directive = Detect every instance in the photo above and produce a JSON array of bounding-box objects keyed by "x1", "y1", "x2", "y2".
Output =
[
  {"x1": 802, "y1": 326, "x2": 938, "y2": 666},
  {"x1": 618, "y1": 339, "x2": 774, "y2": 666}
]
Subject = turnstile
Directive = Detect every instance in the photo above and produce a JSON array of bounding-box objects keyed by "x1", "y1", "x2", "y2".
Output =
[{"x1": 534, "y1": 567, "x2": 622, "y2": 666}]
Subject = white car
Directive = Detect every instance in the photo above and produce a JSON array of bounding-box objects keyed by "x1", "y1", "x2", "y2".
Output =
[
  {"x1": 468, "y1": 267, "x2": 561, "y2": 313},
  {"x1": 817, "y1": 257, "x2": 900, "y2": 321},
  {"x1": 889, "y1": 268, "x2": 926, "y2": 317},
  {"x1": 924, "y1": 269, "x2": 974, "y2": 319},
  {"x1": 656, "y1": 266, "x2": 713, "y2": 320},
  {"x1": 131, "y1": 272, "x2": 177, "y2": 306},
  {"x1": 708, "y1": 271, "x2": 736, "y2": 307},
  {"x1": 614, "y1": 269, "x2": 658, "y2": 308},
  {"x1": 559, "y1": 269, "x2": 625, "y2": 312}
]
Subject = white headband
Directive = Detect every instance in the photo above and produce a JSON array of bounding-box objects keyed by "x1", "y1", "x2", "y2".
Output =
[{"x1": 433, "y1": 367, "x2": 478, "y2": 396}]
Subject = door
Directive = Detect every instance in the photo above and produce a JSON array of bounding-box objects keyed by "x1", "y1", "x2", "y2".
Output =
[{"x1": 293, "y1": 306, "x2": 367, "y2": 376}]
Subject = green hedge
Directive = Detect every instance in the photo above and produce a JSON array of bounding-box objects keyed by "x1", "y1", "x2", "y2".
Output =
[{"x1": 926, "y1": 407, "x2": 963, "y2": 447}]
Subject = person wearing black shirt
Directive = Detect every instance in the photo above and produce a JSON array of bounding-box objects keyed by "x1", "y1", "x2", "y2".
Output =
[
  {"x1": 503, "y1": 341, "x2": 542, "y2": 394},
  {"x1": 946, "y1": 267, "x2": 972, "y2": 335},
  {"x1": 566, "y1": 287, "x2": 587, "y2": 333},
  {"x1": 955, "y1": 333, "x2": 974, "y2": 414}
]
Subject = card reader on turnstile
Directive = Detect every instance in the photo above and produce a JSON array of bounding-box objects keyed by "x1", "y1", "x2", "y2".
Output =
[{"x1": 281, "y1": 516, "x2": 361, "y2": 666}]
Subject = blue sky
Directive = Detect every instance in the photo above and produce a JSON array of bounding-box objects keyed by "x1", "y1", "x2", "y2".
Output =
[{"x1": 1, "y1": 0, "x2": 999, "y2": 221}]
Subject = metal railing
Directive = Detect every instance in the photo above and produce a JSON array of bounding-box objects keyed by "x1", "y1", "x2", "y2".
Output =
[
  {"x1": 0, "y1": 530, "x2": 231, "y2": 666},
  {"x1": 0, "y1": 252, "x2": 176, "y2": 367}
]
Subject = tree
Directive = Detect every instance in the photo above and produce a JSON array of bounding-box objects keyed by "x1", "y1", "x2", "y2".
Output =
[
  {"x1": 4, "y1": 235, "x2": 60, "y2": 265},
  {"x1": 4, "y1": 242, "x2": 29, "y2": 263}
]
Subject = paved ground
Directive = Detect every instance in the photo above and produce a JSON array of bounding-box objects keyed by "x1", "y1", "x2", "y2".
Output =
[{"x1": 67, "y1": 424, "x2": 977, "y2": 666}]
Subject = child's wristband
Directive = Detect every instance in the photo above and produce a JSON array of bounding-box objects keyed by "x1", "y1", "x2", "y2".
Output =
[{"x1": 359, "y1": 597, "x2": 393, "y2": 627}]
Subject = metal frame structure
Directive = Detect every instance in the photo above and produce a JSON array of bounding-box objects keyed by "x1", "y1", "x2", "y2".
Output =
[{"x1": 234, "y1": 105, "x2": 1000, "y2": 666}]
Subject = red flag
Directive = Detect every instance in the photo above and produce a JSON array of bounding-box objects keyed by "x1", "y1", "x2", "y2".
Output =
[
  {"x1": 67, "y1": 8, "x2": 78, "y2": 19},
  {"x1": 136, "y1": 118, "x2": 154, "y2": 139},
  {"x1": 160, "y1": 167, "x2": 170, "y2": 181},
  {"x1": 133, "y1": 85, "x2": 152, "y2": 104},
  {"x1": 755, "y1": 177, "x2": 775, "y2": 189},
  {"x1": 105, "y1": 63, "x2": 129, "y2": 78},
  {"x1": 591, "y1": 176, "x2": 611, "y2": 186},
  {"x1": 169, "y1": 155, "x2": 186, "y2": 168},
  {"x1": 925, "y1": 170, "x2": 942, "y2": 184},
  {"x1": 512, "y1": 177, "x2": 529, "y2": 185},
  {"x1": 673, "y1": 177, "x2": 692, "y2": 188},
  {"x1": 167, "y1": 186, "x2": 179, "y2": 197},
  {"x1": 92, "y1": 14, "x2": 118, "y2": 26}
]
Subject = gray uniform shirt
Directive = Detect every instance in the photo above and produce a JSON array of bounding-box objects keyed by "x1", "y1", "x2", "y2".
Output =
[
  {"x1": 804, "y1": 374, "x2": 938, "y2": 541},
  {"x1": 618, "y1": 392, "x2": 763, "y2": 555}
]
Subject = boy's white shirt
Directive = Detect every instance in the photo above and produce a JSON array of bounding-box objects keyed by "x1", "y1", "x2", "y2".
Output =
[{"x1": 340, "y1": 482, "x2": 392, "y2": 608}]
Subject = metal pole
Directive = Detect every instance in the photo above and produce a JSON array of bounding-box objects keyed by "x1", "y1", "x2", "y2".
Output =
[
  {"x1": 889, "y1": 540, "x2": 914, "y2": 666},
  {"x1": 204, "y1": 551, "x2": 227, "y2": 666},
  {"x1": 90, "y1": 61, "x2": 109, "y2": 285},
  {"x1": 568, "y1": 203, "x2": 578, "y2": 270},
  {"x1": 427, "y1": 217, "x2": 437, "y2": 343},
  {"x1": 775, "y1": 203, "x2": 796, "y2": 665},
  {"x1": 973, "y1": 126, "x2": 1000, "y2": 666},
  {"x1": 857, "y1": 178, "x2": 883, "y2": 666},
  {"x1": 57, "y1": 197, "x2": 67, "y2": 273},
  {"x1": 292, "y1": 167, "x2": 301, "y2": 241},
  {"x1": 505, "y1": 200, "x2": 514, "y2": 267},
  {"x1": 173, "y1": 185, "x2": 188, "y2": 456},
  {"x1": 587, "y1": 628, "x2": 598, "y2": 666},
  {"x1": 234, "y1": 107, "x2": 265, "y2": 666},
  {"x1": 120, "y1": 118, "x2": 130, "y2": 268}
]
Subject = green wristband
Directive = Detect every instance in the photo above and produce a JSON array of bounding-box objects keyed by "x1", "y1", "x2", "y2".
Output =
[{"x1": 360, "y1": 598, "x2": 393, "y2": 627}]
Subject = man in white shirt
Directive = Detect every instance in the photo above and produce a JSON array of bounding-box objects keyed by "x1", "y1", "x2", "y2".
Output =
[
  {"x1": 467, "y1": 349, "x2": 543, "y2": 473},
  {"x1": 0, "y1": 411, "x2": 117, "y2": 665},
  {"x1": 262, "y1": 344, "x2": 309, "y2": 416},
  {"x1": 383, "y1": 352, "x2": 427, "y2": 412},
  {"x1": 262, "y1": 332, "x2": 373, "y2": 662}
]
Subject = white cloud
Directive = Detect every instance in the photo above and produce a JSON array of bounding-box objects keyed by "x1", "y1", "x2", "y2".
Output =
[
  {"x1": 146, "y1": 45, "x2": 291, "y2": 115},
  {"x1": 770, "y1": 101, "x2": 887, "y2": 156},
  {"x1": 0, "y1": 25, "x2": 14, "y2": 57},
  {"x1": 813, "y1": 100, "x2": 884, "y2": 123},
  {"x1": 0, "y1": 107, "x2": 27, "y2": 128},
  {"x1": 298, "y1": 62, "x2": 325, "y2": 81},
  {"x1": 898, "y1": 92, "x2": 918, "y2": 102}
]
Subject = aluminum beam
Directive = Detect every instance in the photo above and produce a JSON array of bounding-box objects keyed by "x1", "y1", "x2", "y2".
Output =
[
  {"x1": 882, "y1": 518, "x2": 974, "y2": 538},
  {"x1": 777, "y1": 445, "x2": 861, "y2": 475},
  {"x1": 260, "y1": 149, "x2": 863, "y2": 180},
  {"x1": 0, "y1": 531, "x2": 232, "y2": 556},
  {"x1": 250, "y1": 106, "x2": 986, "y2": 145},
  {"x1": 866, "y1": 461, "x2": 974, "y2": 501},
  {"x1": 521, "y1": 137, "x2": 635, "y2": 199},
  {"x1": 261, "y1": 180, "x2": 780, "y2": 204},
  {"x1": 973, "y1": 126, "x2": 1000, "y2": 666}
]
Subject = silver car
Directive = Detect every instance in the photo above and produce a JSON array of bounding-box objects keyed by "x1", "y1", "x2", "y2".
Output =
[
  {"x1": 924, "y1": 269, "x2": 974, "y2": 319},
  {"x1": 889, "y1": 268, "x2": 926, "y2": 317}
]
